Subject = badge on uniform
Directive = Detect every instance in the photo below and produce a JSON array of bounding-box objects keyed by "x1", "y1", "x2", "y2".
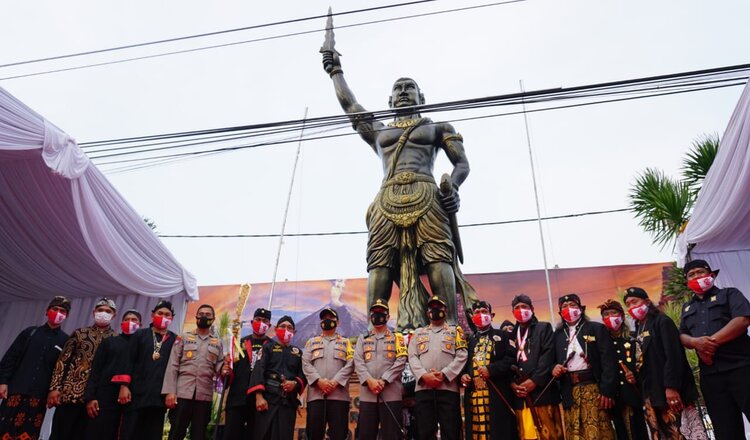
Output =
[
  {"x1": 445, "y1": 343, "x2": 452, "y2": 350},
  {"x1": 418, "y1": 343, "x2": 426, "y2": 352},
  {"x1": 710, "y1": 296, "x2": 717, "y2": 302},
  {"x1": 583, "y1": 335, "x2": 596, "y2": 342},
  {"x1": 624, "y1": 342, "x2": 631, "y2": 349},
  {"x1": 292, "y1": 347, "x2": 301, "y2": 355},
  {"x1": 186, "y1": 351, "x2": 194, "y2": 359},
  {"x1": 493, "y1": 335, "x2": 502, "y2": 342},
  {"x1": 684, "y1": 305, "x2": 690, "y2": 312},
  {"x1": 365, "y1": 352, "x2": 373, "y2": 361},
  {"x1": 642, "y1": 331, "x2": 650, "y2": 337}
]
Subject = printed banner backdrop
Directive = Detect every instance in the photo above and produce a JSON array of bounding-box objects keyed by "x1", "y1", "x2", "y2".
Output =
[
  {"x1": 186, "y1": 262, "x2": 671, "y2": 337},
  {"x1": 187, "y1": 262, "x2": 670, "y2": 439}
]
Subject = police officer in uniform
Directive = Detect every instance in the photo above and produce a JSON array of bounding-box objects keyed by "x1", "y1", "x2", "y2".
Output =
[
  {"x1": 302, "y1": 307, "x2": 354, "y2": 440},
  {"x1": 354, "y1": 299, "x2": 408, "y2": 440},
  {"x1": 679, "y1": 260, "x2": 750, "y2": 440},
  {"x1": 224, "y1": 307, "x2": 273, "y2": 440},
  {"x1": 162, "y1": 304, "x2": 225, "y2": 440},
  {"x1": 249, "y1": 315, "x2": 306, "y2": 440},
  {"x1": 408, "y1": 295, "x2": 467, "y2": 440}
]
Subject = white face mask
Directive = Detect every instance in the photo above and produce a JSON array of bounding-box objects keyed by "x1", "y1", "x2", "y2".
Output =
[{"x1": 94, "y1": 311, "x2": 113, "y2": 326}]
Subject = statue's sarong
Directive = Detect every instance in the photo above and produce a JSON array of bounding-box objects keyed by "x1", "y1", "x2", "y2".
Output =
[{"x1": 366, "y1": 171, "x2": 478, "y2": 329}]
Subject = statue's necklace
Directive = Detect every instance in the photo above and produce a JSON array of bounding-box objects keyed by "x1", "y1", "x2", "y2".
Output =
[{"x1": 388, "y1": 118, "x2": 422, "y2": 129}]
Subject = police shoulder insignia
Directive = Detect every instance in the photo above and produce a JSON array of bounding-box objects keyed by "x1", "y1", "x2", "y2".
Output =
[
  {"x1": 210, "y1": 337, "x2": 219, "y2": 344},
  {"x1": 455, "y1": 326, "x2": 467, "y2": 349}
]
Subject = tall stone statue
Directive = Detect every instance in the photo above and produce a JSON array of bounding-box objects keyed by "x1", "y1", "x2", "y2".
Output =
[{"x1": 320, "y1": 10, "x2": 479, "y2": 330}]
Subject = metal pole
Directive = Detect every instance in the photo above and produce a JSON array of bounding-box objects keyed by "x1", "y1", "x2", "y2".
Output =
[
  {"x1": 519, "y1": 80, "x2": 556, "y2": 325},
  {"x1": 268, "y1": 107, "x2": 308, "y2": 310}
]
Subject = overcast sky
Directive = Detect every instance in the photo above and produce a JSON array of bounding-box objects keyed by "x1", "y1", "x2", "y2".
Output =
[{"x1": 2, "y1": 0, "x2": 749, "y2": 289}]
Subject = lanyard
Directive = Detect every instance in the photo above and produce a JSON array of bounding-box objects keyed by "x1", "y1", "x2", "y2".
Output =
[{"x1": 516, "y1": 327, "x2": 530, "y2": 362}]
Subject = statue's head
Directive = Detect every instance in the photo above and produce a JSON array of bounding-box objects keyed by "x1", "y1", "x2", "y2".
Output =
[{"x1": 389, "y1": 77, "x2": 425, "y2": 109}]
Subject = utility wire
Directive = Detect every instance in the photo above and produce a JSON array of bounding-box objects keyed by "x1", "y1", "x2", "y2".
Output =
[
  {"x1": 157, "y1": 208, "x2": 630, "y2": 238},
  {"x1": 83, "y1": 62, "x2": 750, "y2": 152},
  {"x1": 0, "y1": 0, "x2": 525, "y2": 82},
  {"x1": 0, "y1": 1, "x2": 438, "y2": 69},
  {"x1": 93, "y1": 79, "x2": 746, "y2": 167}
]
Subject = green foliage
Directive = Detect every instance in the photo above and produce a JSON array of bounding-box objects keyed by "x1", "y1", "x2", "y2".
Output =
[
  {"x1": 629, "y1": 133, "x2": 719, "y2": 250},
  {"x1": 682, "y1": 133, "x2": 719, "y2": 195},
  {"x1": 217, "y1": 311, "x2": 231, "y2": 340},
  {"x1": 662, "y1": 262, "x2": 691, "y2": 303},
  {"x1": 629, "y1": 168, "x2": 693, "y2": 249}
]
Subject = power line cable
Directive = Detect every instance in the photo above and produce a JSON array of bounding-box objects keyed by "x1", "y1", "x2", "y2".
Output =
[
  {"x1": 0, "y1": 0, "x2": 526, "y2": 82},
  {"x1": 0, "y1": 0, "x2": 439, "y2": 69},
  {"x1": 156, "y1": 207, "x2": 630, "y2": 238},
  {"x1": 93, "y1": 78, "x2": 746, "y2": 167},
  {"x1": 82, "y1": 62, "x2": 750, "y2": 152}
]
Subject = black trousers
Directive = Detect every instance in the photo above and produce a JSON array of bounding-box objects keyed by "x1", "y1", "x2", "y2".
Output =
[
  {"x1": 168, "y1": 398, "x2": 212, "y2": 440},
  {"x1": 224, "y1": 405, "x2": 257, "y2": 440},
  {"x1": 306, "y1": 399, "x2": 350, "y2": 440},
  {"x1": 83, "y1": 406, "x2": 122, "y2": 440},
  {"x1": 701, "y1": 366, "x2": 750, "y2": 440},
  {"x1": 611, "y1": 402, "x2": 649, "y2": 440},
  {"x1": 414, "y1": 390, "x2": 461, "y2": 440},
  {"x1": 120, "y1": 406, "x2": 167, "y2": 440},
  {"x1": 50, "y1": 403, "x2": 87, "y2": 440},
  {"x1": 358, "y1": 400, "x2": 403, "y2": 440}
]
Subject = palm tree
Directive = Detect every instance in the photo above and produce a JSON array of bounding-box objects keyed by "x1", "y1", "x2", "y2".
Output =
[
  {"x1": 629, "y1": 168, "x2": 692, "y2": 250},
  {"x1": 628, "y1": 133, "x2": 720, "y2": 250}
]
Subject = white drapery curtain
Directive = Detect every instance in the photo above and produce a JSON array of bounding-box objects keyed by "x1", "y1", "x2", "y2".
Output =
[
  {"x1": 678, "y1": 81, "x2": 750, "y2": 296},
  {"x1": 0, "y1": 86, "x2": 198, "y2": 354}
]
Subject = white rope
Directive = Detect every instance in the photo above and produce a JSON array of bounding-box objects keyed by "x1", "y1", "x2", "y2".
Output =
[
  {"x1": 520, "y1": 80, "x2": 556, "y2": 325},
  {"x1": 268, "y1": 107, "x2": 308, "y2": 310}
]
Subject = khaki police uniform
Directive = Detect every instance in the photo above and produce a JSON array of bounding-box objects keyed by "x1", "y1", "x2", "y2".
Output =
[
  {"x1": 354, "y1": 329, "x2": 408, "y2": 440},
  {"x1": 302, "y1": 333, "x2": 354, "y2": 440},
  {"x1": 408, "y1": 322, "x2": 467, "y2": 440},
  {"x1": 162, "y1": 330, "x2": 224, "y2": 440}
]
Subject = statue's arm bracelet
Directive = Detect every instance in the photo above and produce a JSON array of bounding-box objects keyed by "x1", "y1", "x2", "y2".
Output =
[{"x1": 329, "y1": 68, "x2": 344, "y2": 78}]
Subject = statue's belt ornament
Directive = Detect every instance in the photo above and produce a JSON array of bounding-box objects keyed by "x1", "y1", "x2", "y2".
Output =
[{"x1": 378, "y1": 172, "x2": 436, "y2": 228}]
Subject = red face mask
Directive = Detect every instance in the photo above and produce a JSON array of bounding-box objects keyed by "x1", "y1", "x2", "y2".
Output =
[
  {"x1": 472, "y1": 312, "x2": 492, "y2": 328},
  {"x1": 252, "y1": 320, "x2": 269, "y2": 335},
  {"x1": 276, "y1": 328, "x2": 294, "y2": 344},
  {"x1": 603, "y1": 315, "x2": 623, "y2": 331},
  {"x1": 560, "y1": 306, "x2": 582, "y2": 324},
  {"x1": 628, "y1": 304, "x2": 649, "y2": 321},
  {"x1": 47, "y1": 310, "x2": 67, "y2": 325},
  {"x1": 153, "y1": 315, "x2": 172, "y2": 330},
  {"x1": 687, "y1": 275, "x2": 715, "y2": 294},
  {"x1": 121, "y1": 321, "x2": 140, "y2": 335},
  {"x1": 513, "y1": 308, "x2": 533, "y2": 323}
]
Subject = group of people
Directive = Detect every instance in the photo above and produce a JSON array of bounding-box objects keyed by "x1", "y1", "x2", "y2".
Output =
[{"x1": 1, "y1": 258, "x2": 749, "y2": 440}]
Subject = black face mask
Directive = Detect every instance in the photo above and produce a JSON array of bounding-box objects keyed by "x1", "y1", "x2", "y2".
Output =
[
  {"x1": 428, "y1": 308, "x2": 446, "y2": 322},
  {"x1": 196, "y1": 316, "x2": 214, "y2": 329},
  {"x1": 370, "y1": 312, "x2": 388, "y2": 326},
  {"x1": 320, "y1": 319, "x2": 337, "y2": 330}
]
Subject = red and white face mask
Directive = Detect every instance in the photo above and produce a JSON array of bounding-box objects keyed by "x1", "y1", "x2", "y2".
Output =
[
  {"x1": 472, "y1": 312, "x2": 492, "y2": 328},
  {"x1": 687, "y1": 275, "x2": 715, "y2": 294},
  {"x1": 513, "y1": 308, "x2": 533, "y2": 324},
  {"x1": 628, "y1": 304, "x2": 649, "y2": 321},
  {"x1": 47, "y1": 310, "x2": 67, "y2": 325},
  {"x1": 153, "y1": 315, "x2": 172, "y2": 330},
  {"x1": 121, "y1": 321, "x2": 140, "y2": 335},
  {"x1": 603, "y1": 315, "x2": 623, "y2": 331},
  {"x1": 276, "y1": 328, "x2": 294, "y2": 344},
  {"x1": 252, "y1": 320, "x2": 269, "y2": 335},
  {"x1": 561, "y1": 306, "x2": 582, "y2": 324}
]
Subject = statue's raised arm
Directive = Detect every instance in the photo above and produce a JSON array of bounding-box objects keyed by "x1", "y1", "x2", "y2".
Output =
[{"x1": 320, "y1": 9, "x2": 383, "y2": 147}]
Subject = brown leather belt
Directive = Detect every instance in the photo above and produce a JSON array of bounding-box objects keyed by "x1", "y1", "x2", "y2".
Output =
[{"x1": 567, "y1": 369, "x2": 595, "y2": 386}]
